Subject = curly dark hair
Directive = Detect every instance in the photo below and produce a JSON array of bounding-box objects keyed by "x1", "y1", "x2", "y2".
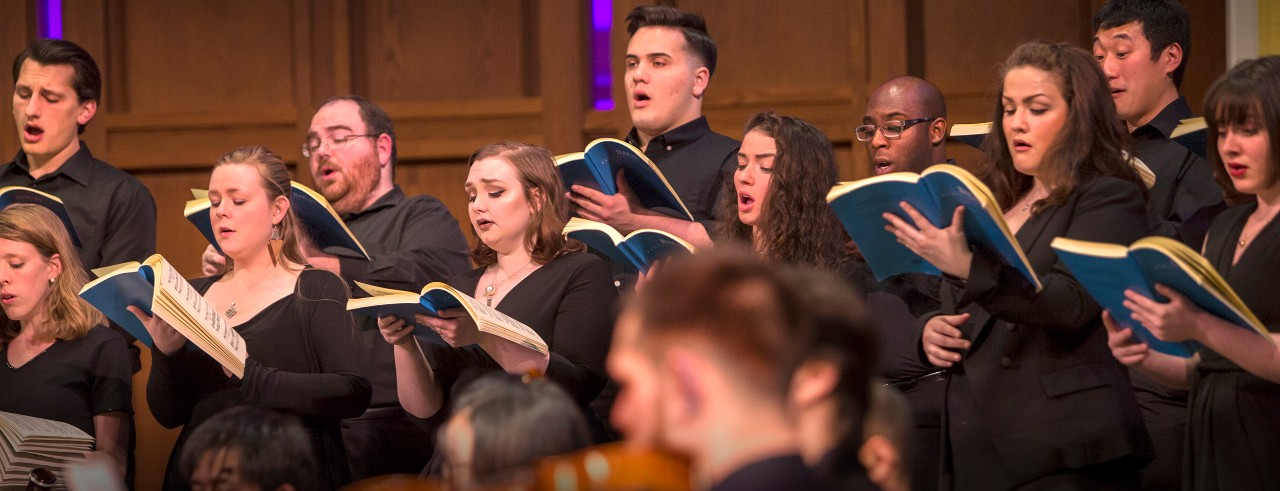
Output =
[{"x1": 716, "y1": 111, "x2": 850, "y2": 271}]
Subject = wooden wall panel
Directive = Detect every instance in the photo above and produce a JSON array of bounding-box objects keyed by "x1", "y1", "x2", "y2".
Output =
[
  {"x1": 351, "y1": 0, "x2": 534, "y2": 102},
  {"x1": 921, "y1": 0, "x2": 1096, "y2": 135},
  {"x1": 1, "y1": 2, "x2": 1232, "y2": 489},
  {"x1": 0, "y1": 0, "x2": 33, "y2": 162},
  {"x1": 116, "y1": 1, "x2": 297, "y2": 114}
]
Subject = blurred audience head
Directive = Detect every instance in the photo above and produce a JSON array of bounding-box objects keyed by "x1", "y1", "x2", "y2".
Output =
[
  {"x1": 437, "y1": 373, "x2": 594, "y2": 488},
  {"x1": 782, "y1": 267, "x2": 879, "y2": 485},
  {"x1": 609, "y1": 246, "x2": 811, "y2": 482},
  {"x1": 180, "y1": 406, "x2": 318, "y2": 491},
  {"x1": 859, "y1": 383, "x2": 912, "y2": 491}
]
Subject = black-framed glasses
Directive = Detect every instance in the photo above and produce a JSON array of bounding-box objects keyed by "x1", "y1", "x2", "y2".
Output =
[
  {"x1": 301, "y1": 134, "x2": 378, "y2": 158},
  {"x1": 855, "y1": 117, "x2": 937, "y2": 142}
]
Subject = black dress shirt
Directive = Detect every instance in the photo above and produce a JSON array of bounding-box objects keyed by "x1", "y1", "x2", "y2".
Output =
[
  {"x1": 625, "y1": 116, "x2": 739, "y2": 234},
  {"x1": 1132, "y1": 97, "x2": 1225, "y2": 248},
  {"x1": 336, "y1": 185, "x2": 471, "y2": 293},
  {"x1": 336, "y1": 185, "x2": 471, "y2": 407},
  {"x1": 1, "y1": 143, "x2": 156, "y2": 270}
]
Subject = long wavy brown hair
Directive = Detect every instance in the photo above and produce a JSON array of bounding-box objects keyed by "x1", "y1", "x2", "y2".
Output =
[
  {"x1": 716, "y1": 111, "x2": 851, "y2": 271},
  {"x1": 468, "y1": 142, "x2": 582, "y2": 268},
  {"x1": 980, "y1": 41, "x2": 1146, "y2": 211},
  {"x1": 0, "y1": 204, "x2": 104, "y2": 343}
]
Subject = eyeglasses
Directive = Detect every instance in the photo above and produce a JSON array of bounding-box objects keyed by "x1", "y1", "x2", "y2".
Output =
[
  {"x1": 301, "y1": 134, "x2": 378, "y2": 158},
  {"x1": 855, "y1": 117, "x2": 937, "y2": 142}
]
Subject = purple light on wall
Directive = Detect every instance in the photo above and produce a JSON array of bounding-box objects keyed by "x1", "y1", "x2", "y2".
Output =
[
  {"x1": 36, "y1": 0, "x2": 64, "y2": 39},
  {"x1": 590, "y1": 0, "x2": 614, "y2": 111}
]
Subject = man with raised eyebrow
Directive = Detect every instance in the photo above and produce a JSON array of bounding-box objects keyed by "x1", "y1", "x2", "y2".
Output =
[
  {"x1": 1093, "y1": 0, "x2": 1224, "y2": 249},
  {"x1": 1092, "y1": 2, "x2": 1224, "y2": 488},
  {"x1": 566, "y1": 5, "x2": 738, "y2": 250}
]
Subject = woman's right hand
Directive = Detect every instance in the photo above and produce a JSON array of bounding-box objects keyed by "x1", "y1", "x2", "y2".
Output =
[
  {"x1": 1103, "y1": 310, "x2": 1150, "y2": 367},
  {"x1": 378, "y1": 316, "x2": 416, "y2": 347},
  {"x1": 922, "y1": 313, "x2": 971, "y2": 368},
  {"x1": 127, "y1": 306, "x2": 187, "y2": 356}
]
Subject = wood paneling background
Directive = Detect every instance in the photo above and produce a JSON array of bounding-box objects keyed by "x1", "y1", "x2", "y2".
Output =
[{"x1": 0, "y1": 1, "x2": 1225, "y2": 489}]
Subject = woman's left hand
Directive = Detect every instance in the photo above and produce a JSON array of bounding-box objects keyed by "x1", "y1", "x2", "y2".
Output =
[
  {"x1": 1123, "y1": 284, "x2": 1205, "y2": 343},
  {"x1": 415, "y1": 309, "x2": 480, "y2": 348},
  {"x1": 884, "y1": 203, "x2": 972, "y2": 278}
]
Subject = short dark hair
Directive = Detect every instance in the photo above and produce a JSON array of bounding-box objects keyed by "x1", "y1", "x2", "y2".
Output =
[
  {"x1": 179, "y1": 406, "x2": 319, "y2": 491},
  {"x1": 318, "y1": 95, "x2": 397, "y2": 165},
  {"x1": 625, "y1": 5, "x2": 718, "y2": 77},
  {"x1": 1092, "y1": 0, "x2": 1191, "y2": 88},
  {"x1": 13, "y1": 38, "x2": 102, "y2": 134},
  {"x1": 784, "y1": 267, "x2": 878, "y2": 477},
  {"x1": 1203, "y1": 56, "x2": 1280, "y2": 192},
  {"x1": 634, "y1": 246, "x2": 809, "y2": 399}
]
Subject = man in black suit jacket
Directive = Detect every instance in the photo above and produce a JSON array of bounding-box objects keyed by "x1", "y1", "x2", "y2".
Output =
[{"x1": 916, "y1": 177, "x2": 1154, "y2": 489}]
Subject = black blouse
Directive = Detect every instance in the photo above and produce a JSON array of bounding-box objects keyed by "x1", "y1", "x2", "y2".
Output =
[
  {"x1": 147, "y1": 268, "x2": 371, "y2": 489},
  {"x1": 427, "y1": 252, "x2": 617, "y2": 407},
  {"x1": 0, "y1": 326, "x2": 132, "y2": 438}
]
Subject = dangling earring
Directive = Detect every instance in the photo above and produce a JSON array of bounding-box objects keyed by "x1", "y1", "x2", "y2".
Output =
[{"x1": 267, "y1": 224, "x2": 283, "y2": 267}]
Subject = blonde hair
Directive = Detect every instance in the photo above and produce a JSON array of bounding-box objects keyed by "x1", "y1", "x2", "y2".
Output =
[
  {"x1": 0, "y1": 204, "x2": 104, "y2": 343},
  {"x1": 213, "y1": 146, "x2": 306, "y2": 273}
]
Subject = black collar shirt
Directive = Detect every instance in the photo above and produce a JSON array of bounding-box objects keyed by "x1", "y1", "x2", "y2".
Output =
[
  {"x1": 1, "y1": 142, "x2": 156, "y2": 270},
  {"x1": 625, "y1": 116, "x2": 739, "y2": 234},
  {"x1": 335, "y1": 185, "x2": 471, "y2": 293},
  {"x1": 1132, "y1": 96, "x2": 1225, "y2": 247}
]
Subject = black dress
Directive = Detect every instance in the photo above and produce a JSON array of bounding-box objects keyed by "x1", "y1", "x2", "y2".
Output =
[
  {"x1": 147, "y1": 268, "x2": 372, "y2": 490},
  {"x1": 426, "y1": 251, "x2": 617, "y2": 409},
  {"x1": 1188, "y1": 203, "x2": 1280, "y2": 490},
  {"x1": 0, "y1": 326, "x2": 132, "y2": 437}
]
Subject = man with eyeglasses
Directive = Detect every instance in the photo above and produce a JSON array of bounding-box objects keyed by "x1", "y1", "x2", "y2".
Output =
[
  {"x1": 858, "y1": 76, "x2": 950, "y2": 176},
  {"x1": 854, "y1": 75, "x2": 951, "y2": 491},
  {"x1": 205, "y1": 95, "x2": 470, "y2": 478}
]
